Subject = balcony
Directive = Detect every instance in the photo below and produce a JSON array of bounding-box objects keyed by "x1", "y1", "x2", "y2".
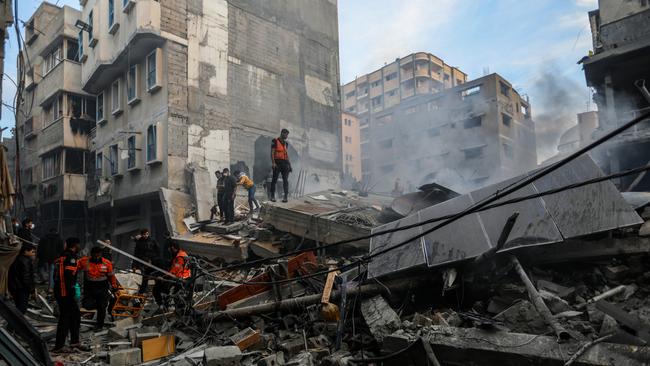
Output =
[
  {"x1": 39, "y1": 117, "x2": 92, "y2": 155},
  {"x1": 38, "y1": 61, "x2": 83, "y2": 104},
  {"x1": 41, "y1": 174, "x2": 87, "y2": 203},
  {"x1": 82, "y1": 0, "x2": 164, "y2": 93}
]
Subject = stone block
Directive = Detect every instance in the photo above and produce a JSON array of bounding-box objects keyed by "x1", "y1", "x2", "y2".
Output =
[
  {"x1": 108, "y1": 327, "x2": 129, "y2": 340},
  {"x1": 109, "y1": 348, "x2": 142, "y2": 366},
  {"x1": 360, "y1": 295, "x2": 401, "y2": 342},
  {"x1": 280, "y1": 338, "x2": 305, "y2": 358},
  {"x1": 204, "y1": 346, "x2": 242, "y2": 366},
  {"x1": 257, "y1": 352, "x2": 285, "y2": 366}
]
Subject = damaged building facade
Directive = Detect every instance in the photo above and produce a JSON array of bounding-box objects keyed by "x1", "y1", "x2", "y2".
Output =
[
  {"x1": 584, "y1": 0, "x2": 650, "y2": 190},
  {"x1": 77, "y1": 0, "x2": 341, "y2": 244},
  {"x1": 15, "y1": 3, "x2": 93, "y2": 240},
  {"x1": 356, "y1": 72, "x2": 536, "y2": 193}
]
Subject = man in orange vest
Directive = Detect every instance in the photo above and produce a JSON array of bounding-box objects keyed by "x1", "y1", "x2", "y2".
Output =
[
  {"x1": 270, "y1": 128, "x2": 292, "y2": 202},
  {"x1": 153, "y1": 241, "x2": 191, "y2": 306},
  {"x1": 77, "y1": 246, "x2": 119, "y2": 330}
]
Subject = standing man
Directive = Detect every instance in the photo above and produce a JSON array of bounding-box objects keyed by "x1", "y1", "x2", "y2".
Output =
[
  {"x1": 77, "y1": 247, "x2": 119, "y2": 330},
  {"x1": 8, "y1": 244, "x2": 36, "y2": 313},
  {"x1": 133, "y1": 229, "x2": 160, "y2": 294},
  {"x1": 214, "y1": 170, "x2": 226, "y2": 221},
  {"x1": 37, "y1": 228, "x2": 64, "y2": 288},
  {"x1": 222, "y1": 168, "x2": 238, "y2": 224},
  {"x1": 270, "y1": 129, "x2": 292, "y2": 203},
  {"x1": 52, "y1": 237, "x2": 89, "y2": 352}
]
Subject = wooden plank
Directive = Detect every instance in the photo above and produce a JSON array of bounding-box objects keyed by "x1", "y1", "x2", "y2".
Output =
[
  {"x1": 216, "y1": 251, "x2": 317, "y2": 310},
  {"x1": 142, "y1": 334, "x2": 175, "y2": 362},
  {"x1": 321, "y1": 271, "x2": 338, "y2": 304}
]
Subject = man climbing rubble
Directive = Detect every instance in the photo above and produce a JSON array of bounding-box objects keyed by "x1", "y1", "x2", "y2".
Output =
[
  {"x1": 235, "y1": 170, "x2": 260, "y2": 214},
  {"x1": 77, "y1": 246, "x2": 119, "y2": 330},
  {"x1": 270, "y1": 128, "x2": 292, "y2": 203},
  {"x1": 52, "y1": 237, "x2": 90, "y2": 353},
  {"x1": 133, "y1": 228, "x2": 161, "y2": 295}
]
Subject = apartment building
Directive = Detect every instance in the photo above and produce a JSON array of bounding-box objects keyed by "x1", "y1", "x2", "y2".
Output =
[
  {"x1": 362, "y1": 73, "x2": 536, "y2": 193},
  {"x1": 78, "y1": 0, "x2": 341, "y2": 247},
  {"x1": 341, "y1": 52, "x2": 467, "y2": 182},
  {"x1": 583, "y1": 0, "x2": 650, "y2": 190},
  {"x1": 15, "y1": 3, "x2": 93, "y2": 240},
  {"x1": 341, "y1": 112, "x2": 362, "y2": 182}
]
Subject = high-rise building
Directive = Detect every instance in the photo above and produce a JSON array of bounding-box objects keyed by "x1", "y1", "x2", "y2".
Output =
[
  {"x1": 341, "y1": 112, "x2": 361, "y2": 182},
  {"x1": 583, "y1": 0, "x2": 650, "y2": 190},
  {"x1": 341, "y1": 52, "x2": 468, "y2": 184},
  {"x1": 15, "y1": 3, "x2": 93, "y2": 240},
  {"x1": 78, "y1": 0, "x2": 341, "y2": 246},
  {"x1": 360, "y1": 73, "x2": 536, "y2": 193}
]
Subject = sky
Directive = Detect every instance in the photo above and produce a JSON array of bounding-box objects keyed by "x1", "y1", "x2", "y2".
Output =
[{"x1": 2, "y1": 0, "x2": 599, "y2": 161}]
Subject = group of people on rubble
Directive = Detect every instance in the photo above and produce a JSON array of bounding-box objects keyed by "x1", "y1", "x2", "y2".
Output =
[
  {"x1": 7, "y1": 221, "x2": 192, "y2": 353},
  {"x1": 211, "y1": 128, "x2": 293, "y2": 223},
  {"x1": 4, "y1": 129, "x2": 293, "y2": 352}
]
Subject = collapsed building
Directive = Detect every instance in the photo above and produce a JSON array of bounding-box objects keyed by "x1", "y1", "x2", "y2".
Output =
[{"x1": 583, "y1": 0, "x2": 650, "y2": 190}]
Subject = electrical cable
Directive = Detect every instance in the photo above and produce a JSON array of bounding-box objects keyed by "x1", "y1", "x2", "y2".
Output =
[
  {"x1": 209, "y1": 159, "x2": 650, "y2": 277},
  {"x1": 206, "y1": 111, "x2": 650, "y2": 286}
]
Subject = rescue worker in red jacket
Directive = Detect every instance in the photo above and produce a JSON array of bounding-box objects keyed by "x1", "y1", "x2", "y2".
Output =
[
  {"x1": 52, "y1": 237, "x2": 89, "y2": 353},
  {"x1": 153, "y1": 241, "x2": 191, "y2": 306},
  {"x1": 77, "y1": 246, "x2": 119, "y2": 330},
  {"x1": 270, "y1": 128, "x2": 292, "y2": 202}
]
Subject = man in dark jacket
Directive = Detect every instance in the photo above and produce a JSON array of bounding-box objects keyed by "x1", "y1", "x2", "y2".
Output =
[
  {"x1": 8, "y1": 244, "x2": 36, "y2": 313},
  {"x1": 53, "y1": 237, "x2": 89, "y2": 352},
  {"x1": 16, "y1": 218, "x2": 35, "y2": 245},
  {"x1": 133, "y1": 229, "x2": 160, "y2": 294},
  {"x1": 37, "y1": 228, "x2": 64, "y2": 288},
  {"x1": 222, "y1": 168, "x2": 238, "y2": 224}
]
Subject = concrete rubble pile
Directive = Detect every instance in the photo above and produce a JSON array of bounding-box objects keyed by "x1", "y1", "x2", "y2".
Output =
[{"x1": 6, "y1": 169, "x2": 650, "y2": 365}]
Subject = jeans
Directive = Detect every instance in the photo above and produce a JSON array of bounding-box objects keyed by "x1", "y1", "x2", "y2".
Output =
[{"x1": 247, "y1": 185, "x2": 260, "y2": 211}]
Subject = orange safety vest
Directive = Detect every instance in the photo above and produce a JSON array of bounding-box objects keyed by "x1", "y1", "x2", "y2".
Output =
[
  {"x1": 273, "y1": 138, "x2": 288, "y2": 161},
  {"x1": 55, "y1": 255, "x2": 78, "y2": 297},
  {"x1": 78, "y1": 256, "x2": 118, "y2": 288},
  {"x1": 170, "y1": 250, "x2": 191, "y2": 279}
]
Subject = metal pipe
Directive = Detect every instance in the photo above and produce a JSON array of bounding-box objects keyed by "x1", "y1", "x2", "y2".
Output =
[
  {"x1": 635, "y1": 79, "x2": 650, "y2": 104},
  {"x1": 95, "y1": 240, "x2": 178, "y2": 281},
  {"x1": 510, "y1": 255, "x2": 571, "y2": 342},
  {"x1": 575, "y1": 285, "x2": 626, "y2": 310}
]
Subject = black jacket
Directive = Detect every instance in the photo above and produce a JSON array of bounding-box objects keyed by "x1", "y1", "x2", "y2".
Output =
[
  {"x1": 16, "y1": 228, "x2": 33, "y2": 245},
  {"x1": 133, "y1": 237, "x2": 160, "y2": 262},
  {"x1": 53, "y1": 249, "x2": 79, "y2": 298},
  {"x1": 223, "y1": 175, "x2": 238, "y2": 196},
  {"x1": 37, "y1": 232, "x2": 64, "y2": 264},
  {"x1": 8, "y1": 255, "x2": 35, "y2": 294}
]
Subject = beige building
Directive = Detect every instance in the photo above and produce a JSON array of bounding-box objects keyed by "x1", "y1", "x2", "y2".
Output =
[
  {"x1": 15, "y1": 3, "x2": 93, "y2": 239},
  {"x1": 341, "y1": 112, "x2": 362, "y2": 182},
  {"x1": 341, "y1": 52, "x2": 467, "y2": 181},
  {"x1": 77, "y1": 0, "x2": 341, "y2": 249},
  {"x1": 362, "y1": 73, "x2": 536, "y2": 193}
]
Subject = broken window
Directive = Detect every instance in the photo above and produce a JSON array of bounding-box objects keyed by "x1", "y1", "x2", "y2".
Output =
[
  {"x1": 502, "y1": 113, "x2": 512, "y2": 127},
  {"x1": 463, "y1": 146, "x2": 484, "y2": 159},
  {"x1": 109, "y1": 144, "x2": 118, "y2": 175},
  {"x1": 68, "y1": 95, "x2": 96, "y2": 121},
  {"x1": 66, "y1": 39, "x2": 79, "y2": 61},
  {"x1": 147, "y1": 124, "x2": 157, "y2": 161},
  {"x1": 379, "y1": 139, "x2": 393, "y2": 149},
  {"x1": 503, "y1": 142, "x2": 514, "y2": 158},
  {"x1": 428, "y1": 127, "x2": 440, "y2": 137},
  {"x1": 460, "y1": 85, "x2": 481, "y2": 100},
  {"x1": 64, "y1": 149, "x2": 85, "y2": 174},
  {"x1": 385, "y1": 72, "x2": 397, "y2": 81},
  {"x1": 500, "y1": 81, "x2": 510, "y2": 97},
  {"x1": 42, "y1": 151, "x2": 61, "y2": 179},
  {"x1": 463, "y1": 116, "x2": 482, "y2": 129}
]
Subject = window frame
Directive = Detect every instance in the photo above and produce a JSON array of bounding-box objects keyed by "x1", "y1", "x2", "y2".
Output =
[
  {"x1": 95, "y1": 152, "x2": 103, "y2": 176},
  {"x1": 146, "y1": 50, "x2": 160, "y2": 92},
  {"x1": 146, "y1": 124, "x2": 158, "y2": 163},
  {"x1": 127, "y1": 64, "x2": 139, "y2": 105},
  {"x1": 127, "y1": 135, "x2": 136, "y2": 169},
  {"x1": 97, "y1": 91, "x2": 106, "y2": 123},
  {"x1": 111, "y1": 79, "x2": 122, "y2": 115},
  {"x1": 108, "y1": 0, "x2": 115, "y2": 28}
]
